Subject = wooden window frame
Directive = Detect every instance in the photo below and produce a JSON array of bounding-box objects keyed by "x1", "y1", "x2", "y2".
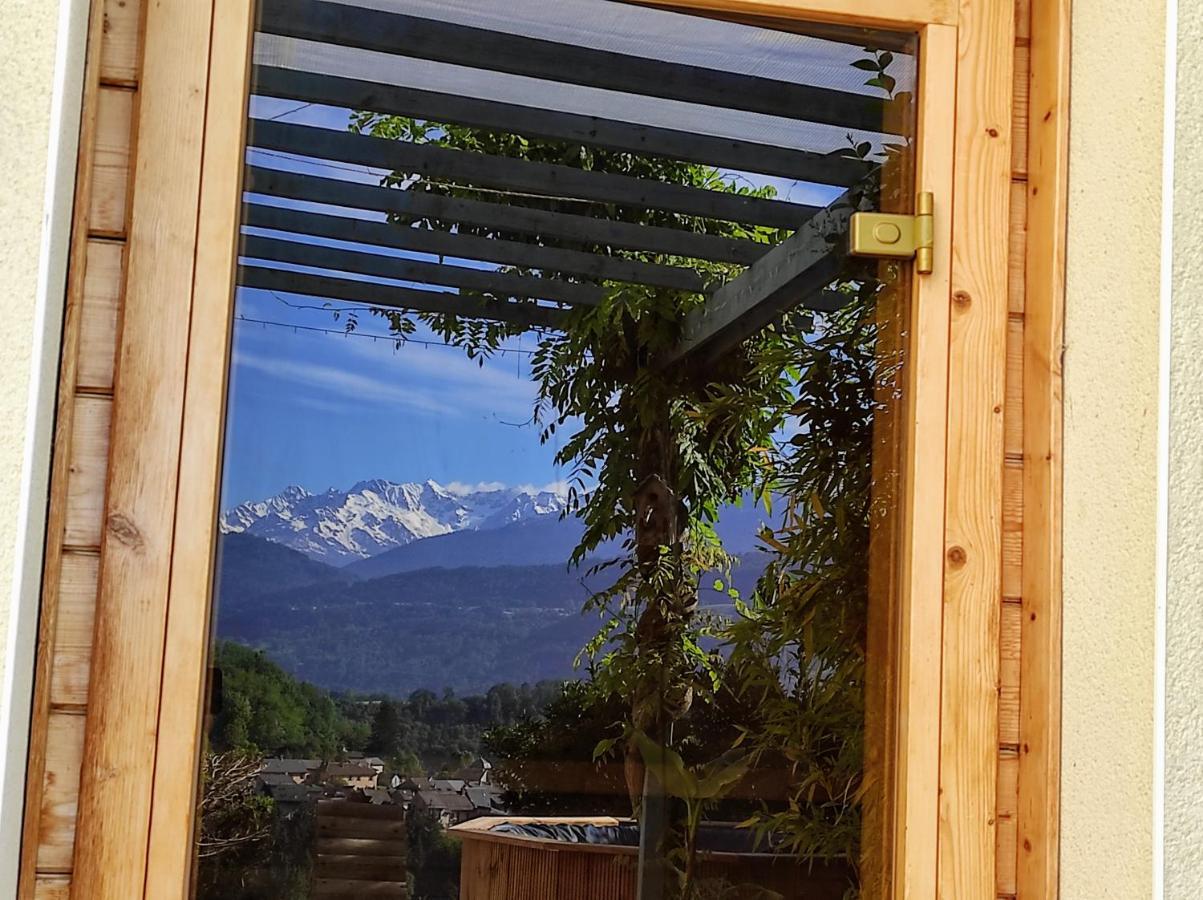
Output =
[{"x1": 25, "y1": 0, "x2": 1067, "y2": 896}]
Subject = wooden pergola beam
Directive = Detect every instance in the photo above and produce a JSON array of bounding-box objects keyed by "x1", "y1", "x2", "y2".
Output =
[
  {"x1": 237, "y1": 264, "x2": 569, "y2": 329},
  {"x1": 242, "y1": 197, "x2": 709, "y2": 294},
  {"x1": 240, "y1": 234, "x2": 606, "y2": 306},
  {"x1": 665, "y1": 197, "x2": 854, "y2": 364},
  {"x1": 251, "y1": 65, "x2": 877, "y2": 187},
  {"x1": 258, "y1": 0, "x2": 893, "y2": 134},
  {"x1": 243, "y1": 164, "x2": 761, "y2": 267},
  {"x1": 249, "y1": 120, "x2": 818, "y2": 229}
]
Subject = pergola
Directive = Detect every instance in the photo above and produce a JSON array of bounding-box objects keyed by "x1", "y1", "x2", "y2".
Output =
[{"x1": 235, "y1": 0, "x2": 908, "y2": 362}]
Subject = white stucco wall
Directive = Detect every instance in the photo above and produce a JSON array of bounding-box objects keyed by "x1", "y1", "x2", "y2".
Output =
[
  {"x1": 1165, "y1": 0, "x2": 1203, "y2": 894},
  {"x1": 0, "y1": 0, "x2": 61, "y2": 700},
  {"x1": 1061, "y1": 0, "x2": 1167, "y2": 896}
]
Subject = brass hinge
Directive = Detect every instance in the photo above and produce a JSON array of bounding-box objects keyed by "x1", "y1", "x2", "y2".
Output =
[{"x1": 849, "y1": 192, "x2": 935, "y2": 274}]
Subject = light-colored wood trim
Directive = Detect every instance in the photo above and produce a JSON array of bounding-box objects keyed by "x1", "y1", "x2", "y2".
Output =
[
  {"x1": 938, "y1": 0, "x2": 1014, "y2": 896},
  {"x1": 35, "y1": 714, "x2": 86, "y2": 874},
  {"x1": 70, "y1": 0, "x2": 216, "y2": 893},
  {"x1": 17, "y1": 0, "x2": 109, "y2": 891},
  {"x1": 636, "y1": 0, "x2": 957, "y2": 27},
  {"x1": 142, "y1": 0, "x2": 254, "y2": 892},
  {"x1": 98, "y1": 0, "x2": 144, "y2": 88},
  {"x1": 891, "y1": 21, "x2": 956, "y2": 900},
  {"x1": 88, "y1": 87, "x2": 134, "y2": 237},
  {"x1": 1017, "y1": 0, "x2": 1069, "y2": 894}
]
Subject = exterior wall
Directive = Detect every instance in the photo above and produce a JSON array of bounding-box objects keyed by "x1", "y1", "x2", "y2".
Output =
[
  {"x1": 1061, "y1": 0, "x2": 1167, "y2": 896},
  {"x1": 1165, "y1": 0, "x2": 1203, "y2": 895},
  {"x1": 0, "y1": 0, "x2": 62, "y2": 722}
]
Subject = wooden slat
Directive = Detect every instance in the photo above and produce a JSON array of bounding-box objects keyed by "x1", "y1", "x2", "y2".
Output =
[
  {"x1": 1010, "y1": 43, "x2": 1030, "y2": 179},
  {"x1": 251, "y1": 65, "x2": 875, "y2": 187},
  {"x1": 316, "y1": 838, "x2": 408, "y2": 858},
  {"x1": 143, "y1": 1, "x2": 254, "y2": 889},
  {"x1": 63, "y1": 396, "x2": 111, "y2": 549},
  {"x1": 78, "y1": 239, "x2": 123, "y2": 392},
  {"x1": 246, "y1": 166, "x2": 760, "y2": 268},
  {"x1": 258, "y1": 0, "x2": 892, "y2": 134},
  {"x1": 939, "y1": 0, "x2": 1015, "y2": 895},
  {"x1": 630, "y1": 0, "x2": 957, "y2": 28},
  {"x1": 315, "y1": 854, "x2": 407, "y2": 881},
  {"x1": 243, "y1": 193, "x2": 708, "y2": 292},
  {"x1": 89, "y1": 87, "x2": 134, "y2": 237},
  {"x1": 312, "y1": 879, "x2": 407, "y2": 898},
  {"x1": 99, "y1": 0, "x2": 142, "y2": 86},
  {"x1": 890, "y1": 23, "x2": 957, "y2": 899},
  {"x1": 35, "y1": 712, "x2": 85, "y2": 872},
  {"x1": 249, "y1": 120, "x2": 818, "y2": 229},
  {"x1": 999, "y1": 598, "x2": 1022, "y2": 747},
  {"x1": 48, "y1": 552, "x2": 99, "y2": 708},
  {"x1": 668, "y1": 197, "x2": 850, "y2": 363},
  {"x1": 1008, "y1": 182, "x2": 1027, "y2": 316},
  {"x1": 17, "y1": 0, "x2": 110, "y2": 892},
  {"x1": 1017, "y1": 0, "x2": 1070, "y2": 894},
  {"x1": 33, "y1": 875, "x2": 71, "y2": 900},
  {"x1": 1004, "y1": 314, "x2": 1024, "y2": 461},
  {"x1": 1002, "y1": 458, "x2": 1024, "y2": 602},
  {"x1": 995, "y1": 746, "x2": 1020, "y2": 897},
  {"x1": 316, "y1": 800, "x2": 406, "y2": 820},
  {"x1": 238, "y1": 265, "x2": 569, "y2": 329},
  {"x1": 315, "y1": 815, "x2": 407, "y2": 841},
  {"x1": 241, "y1": 234, "x2": 607, "y2": 306},
  {"x1": 72, "y1": 0, "x2": 217, "y2": 892},
  {"x1": 1014, "y1": 0, "x2": 1031, "y2": 42}
]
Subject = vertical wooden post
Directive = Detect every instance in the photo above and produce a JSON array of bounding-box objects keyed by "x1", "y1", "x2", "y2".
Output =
[{"x1": 939, "y1": 0, "x2": 1015, "y2": 896}]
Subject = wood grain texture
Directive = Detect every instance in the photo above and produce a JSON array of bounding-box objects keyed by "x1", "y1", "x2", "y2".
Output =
[
  {"x1": 995, "y1": 746, "x2": 1020, "y2": 897},
  {"x1": 890, "y1": 23, "x2": 957, "y2": 900},
  {"x1": 1004, "y1": 314, "x2": 1025, "y2": 461},
  {"x1": 34, "y1": 876, "x2": 71, "y2": 900},
  {"x1": 71, "y1": 0, "x2": 215, "y2": 893},
  {"x1": 99, "y1": 0, "x2": 142, "y2": 86},
  {"x1": 143, "y1": 0, "x2": 254, "y2": 891},
  {"x1": 1002, "y1": 456, "x2": 1024, "y2": 600},
  {"x1": 1010, "y1": 43, "x2": 1029, "y2": 179},
  {"x1": 77, "y1": 240, "x2": 122, "y2": 392},
  {"x1": 999, "y1": 597, "x2": 1022, "y2": 747},
  {"x1": 939, "y1": 0, "x2": 1014, "y2": 895},
  {"x1": 636, "y1": 0, "x2": 957, "y2": 27},
  {"x1": 48, "y1": 553, "x2": 99, "y2": 709},
  {"x1": 88, "y1": 87, "x2": 134, "y2": 237},
  {"x1": 1008, "y1": 182, "x2": 1027, "y2": 316},
  {"x1": 62, "y1": 396, "x2": 110, "y2": 549},
  {"x1": 35, "y1": 714, "x2": 86, "y2": 872},
  {"x1": 1017, "y1": 0, "x2": 1069, "y2": 894},
  {"x1": 16, "y1": 1, "x2": 111, "y2": 893}
]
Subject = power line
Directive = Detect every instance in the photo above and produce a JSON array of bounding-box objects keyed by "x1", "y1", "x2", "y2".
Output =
[{"x1": 232, "y1": 314, "x2": 539, "y2": 356}]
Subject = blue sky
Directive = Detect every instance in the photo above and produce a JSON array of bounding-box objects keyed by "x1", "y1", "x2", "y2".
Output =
[{"x1": 220, "y1": 292, "x2": 568, "y2": 505}]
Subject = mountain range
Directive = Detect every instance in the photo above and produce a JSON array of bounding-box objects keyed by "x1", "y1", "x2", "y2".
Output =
[
  {"x1": 220, "y1": 479, "x2": 573, "y2": 565},
  {"x1": 214, "y1": 479, "x2": 773, "y2": 695}
]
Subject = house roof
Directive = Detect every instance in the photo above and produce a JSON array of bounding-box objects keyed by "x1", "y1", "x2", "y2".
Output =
[
  {"x1": 261, "y1": 758, "x2": 320, "y2": 774},
  {"x1": 416, "y1": 790, "x2": 475, "y2": 812},
  {"x1": 430, "y1": 779, "x2": 466, "y2": 793},
  {"x1": 325, "y1": 762, "x2": 378, "y2": 778},
  {"x1": 464, "y1": 785, "x2": 502, "y2": 811}
]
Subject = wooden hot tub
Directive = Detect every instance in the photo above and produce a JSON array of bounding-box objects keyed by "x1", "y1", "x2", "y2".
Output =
[{"x1": 450, "y1": 816, "x2": 853, "y2": 900}]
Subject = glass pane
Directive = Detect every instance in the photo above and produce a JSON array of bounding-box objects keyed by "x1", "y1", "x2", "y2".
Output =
[{"x1": 192, "y1": 2, "x2": 917, "y2": 898}]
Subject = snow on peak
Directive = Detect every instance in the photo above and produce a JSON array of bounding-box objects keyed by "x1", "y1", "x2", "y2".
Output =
[{"x1": 220, "y1": 478, "x2": 570, "y2": 565}]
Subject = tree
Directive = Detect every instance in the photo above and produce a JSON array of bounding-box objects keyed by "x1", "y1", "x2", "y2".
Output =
[{"x1": 369, "y1": 699, "x2": 404, "y2": 757}]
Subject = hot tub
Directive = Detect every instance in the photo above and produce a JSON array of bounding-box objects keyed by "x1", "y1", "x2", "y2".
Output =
[{"x1": 450, "y1": 816, "x2": 853, "y2": 900}]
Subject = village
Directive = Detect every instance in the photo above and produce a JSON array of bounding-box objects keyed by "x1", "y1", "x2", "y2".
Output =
[{"x1": 255, "y1": 753, "x2": 507, "y2": 830}]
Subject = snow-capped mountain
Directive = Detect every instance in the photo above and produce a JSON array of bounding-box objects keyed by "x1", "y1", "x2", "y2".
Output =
[{"x1": 220, "y1": 478, "x2": 570, "y2": 565}]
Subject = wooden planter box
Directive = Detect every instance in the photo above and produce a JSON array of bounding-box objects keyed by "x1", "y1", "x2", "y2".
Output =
[{"x1": 451, "y1": 817, "x2": 851, "y2": 900}]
